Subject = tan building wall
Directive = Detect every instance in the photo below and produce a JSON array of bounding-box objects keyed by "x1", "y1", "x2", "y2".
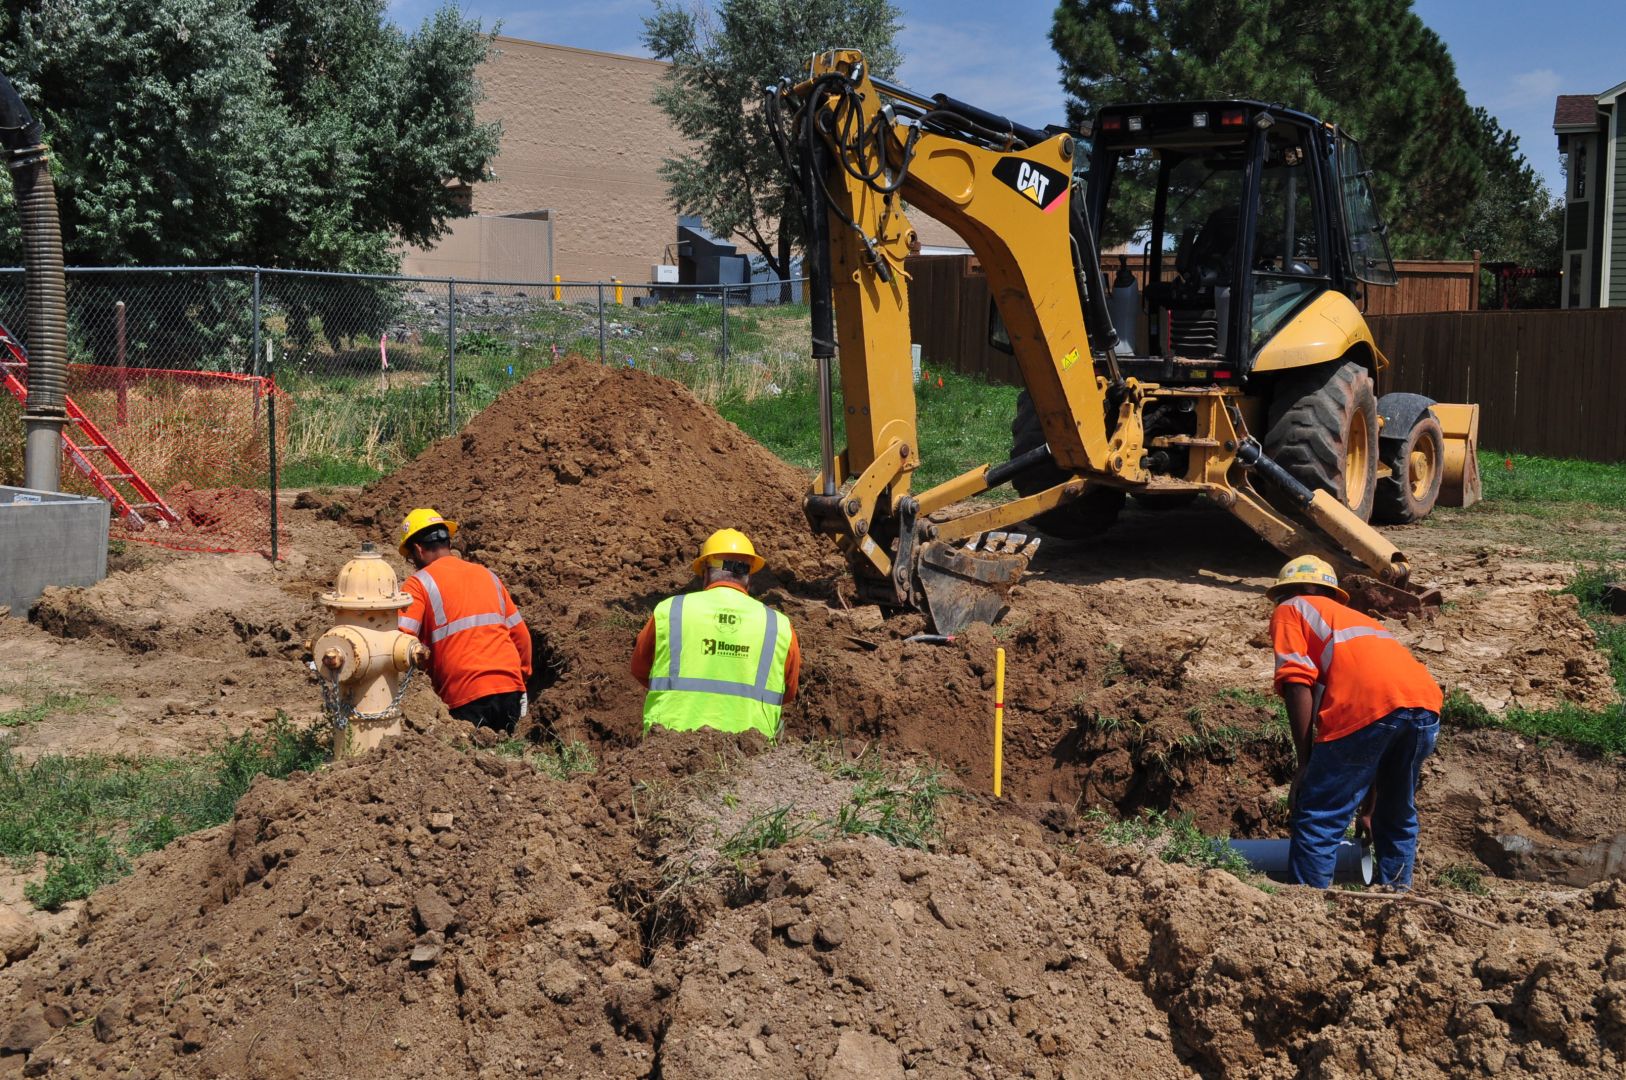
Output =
[
  {"x1": 404, "y1": 38, "x2": 686, "y2": 284},
  {"x1": 400, "y1": 36, "x2": 969, "y2": 283}
]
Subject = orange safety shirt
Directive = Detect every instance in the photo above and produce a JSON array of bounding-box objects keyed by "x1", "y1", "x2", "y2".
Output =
[
  {"x1": 399, "y1": 554, "x2": 532, "y2": 710},
  {"x1": 630, "y1": 581, "x2": 801, "y2": 703},
  {"x1": 1271, "y1": 593, "x2": 1442, "y2": 743}
]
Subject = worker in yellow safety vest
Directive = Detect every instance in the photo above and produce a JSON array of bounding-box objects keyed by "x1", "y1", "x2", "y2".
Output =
[{"x1": 630, "y1": 529, "x2": 800, "y2": 741}]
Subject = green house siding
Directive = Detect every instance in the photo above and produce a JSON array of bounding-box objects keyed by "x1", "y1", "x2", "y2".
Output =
[{"x1": 1615, "y1": 124, "x2": 1626, "y2": 305}]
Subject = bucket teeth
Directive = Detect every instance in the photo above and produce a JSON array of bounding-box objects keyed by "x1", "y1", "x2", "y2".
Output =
[{"x1": 914, "y1": 533, "x2": 1040, "y2": 635}]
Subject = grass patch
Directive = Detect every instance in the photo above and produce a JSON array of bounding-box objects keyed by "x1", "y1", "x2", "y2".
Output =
[
  {"x1": 719, "y1": 366, "x2": 1020, "y2": 498},
  {"x1": 1475, "y1": 452, "x2": 1626, "y2": 512},
  {"x1": 490, "y1": 737, "x2": 597, "y2": 780},
  {"x1": 0, "y1": 688, "x2": 114, "y2": 729},
  {"x1": 1440, "y1": 564, "x2": 1626, "y2": 755},
  {"x1": 719, "y1": 805, "x2": 808, "y2": 866},
  {"x1": 0, "y1": 717, "x2": 328, "y2": 909},
  {"x1": 1434, "y1": 863, "x2": 1490, "y2": 895},
  {"x1": 1087, "y1": 807, "x2": 1253, "y2": 878}
]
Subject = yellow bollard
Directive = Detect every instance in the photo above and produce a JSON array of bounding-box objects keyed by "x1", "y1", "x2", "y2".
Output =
[
  {"x1": 993, "y1": 647, "x2": 1005, "y2": 797},
  {"x1": 552, "y1": 274, "x2": 561, "y2": 302},
  {"x1": 613, "y1": 277, "x2": 624, "y2": 305}
]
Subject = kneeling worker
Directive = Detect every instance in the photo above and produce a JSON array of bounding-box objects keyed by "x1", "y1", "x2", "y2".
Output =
[
  {"x1": 396, "y1": 508, "x2": 532, "y2": 733},
  {"x1": 631, "y1": 529, "x2": 800, "y2": 741},
  {"x1": 1269, "y1": 555, "x2": 1442, "y2": 889}
]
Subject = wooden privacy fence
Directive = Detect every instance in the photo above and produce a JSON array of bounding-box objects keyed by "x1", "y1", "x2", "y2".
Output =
[
  {"x1": 1367, "y1": 309, "x2": 1626, "y2": 462},
  {"x1": 905, "y1": 256, "x2": 1626, "y2": 463},
  {"x1": 906, "y1": 254, "x2": 1481, "y2": 386}
]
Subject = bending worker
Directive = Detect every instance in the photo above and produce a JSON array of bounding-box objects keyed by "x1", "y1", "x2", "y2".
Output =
[
  {"x1": 1269, "y1": 555, "x2": 1442, "y2": 889},
  {"x1": 631, "y1": 529, "x2": 800, "y2": 741},
  {"x1": 396, "y1": 508, "x2": 532, "y2": 733}
]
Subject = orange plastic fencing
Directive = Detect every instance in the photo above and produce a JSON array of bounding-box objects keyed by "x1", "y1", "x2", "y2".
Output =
[{"x1": 1, "y1": 364, "x2": 290, "y2": 555}]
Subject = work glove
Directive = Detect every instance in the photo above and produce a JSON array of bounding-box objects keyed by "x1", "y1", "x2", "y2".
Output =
[{"x1": 518, "y1": 692, "x2": 529, "y2": 718}]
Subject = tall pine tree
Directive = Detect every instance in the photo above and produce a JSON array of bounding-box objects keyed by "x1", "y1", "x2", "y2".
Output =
[{"x1": 1051, "y1": 0, "x2": 1485, "y2": 258}]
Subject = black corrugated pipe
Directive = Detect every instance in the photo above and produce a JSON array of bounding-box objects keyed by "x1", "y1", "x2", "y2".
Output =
[{"x1": 0, "y1": 69, "x2": 67, "y2": 492}]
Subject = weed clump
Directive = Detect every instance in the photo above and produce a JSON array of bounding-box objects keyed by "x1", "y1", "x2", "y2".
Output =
[{"x1": 0, "y1": 716, "x2": 328, "y2": 909}]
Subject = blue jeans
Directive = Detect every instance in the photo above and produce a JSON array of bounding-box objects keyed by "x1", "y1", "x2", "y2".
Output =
[{"x1": 1289, "y1": 707, "x2": 1439, "y2": 888}]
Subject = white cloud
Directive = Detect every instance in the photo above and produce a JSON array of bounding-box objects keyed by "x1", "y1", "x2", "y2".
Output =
[{"x1": 1492, "y1": 68, "x2": 1562, "y2": 110}]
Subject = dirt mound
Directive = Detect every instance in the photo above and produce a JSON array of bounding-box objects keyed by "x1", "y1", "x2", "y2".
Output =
[{"x1": 1, "y1": 734, "x2": 650, "y2": 1078}]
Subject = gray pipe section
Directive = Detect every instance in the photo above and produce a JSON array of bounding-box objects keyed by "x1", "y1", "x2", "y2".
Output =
[
  {"x1": 0, "y1": 70, "x2": 68, "y2": 492},
  {"x1": 1227, "y1": 838, "x2": 1373, "y2": 886}
]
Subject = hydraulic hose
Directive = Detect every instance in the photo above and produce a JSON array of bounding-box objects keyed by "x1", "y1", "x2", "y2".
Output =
[{"x1": 0, "y1": 69, "x2": 68, "y2": 491}]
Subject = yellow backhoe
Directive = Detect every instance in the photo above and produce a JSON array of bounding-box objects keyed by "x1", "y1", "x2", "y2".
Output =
[{"x1": 769, "y1": 50, "x2": 1480, "y2": 632}]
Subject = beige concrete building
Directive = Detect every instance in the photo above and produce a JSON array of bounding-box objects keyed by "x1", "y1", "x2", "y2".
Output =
[{"x1": 401, "y1": 36, "x2": 967, "y2": 285}]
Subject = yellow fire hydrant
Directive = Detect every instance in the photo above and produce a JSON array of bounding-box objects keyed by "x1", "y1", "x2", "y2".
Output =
[{"x1": 312, "y1": 543, "x2": 429, "y2": 757}]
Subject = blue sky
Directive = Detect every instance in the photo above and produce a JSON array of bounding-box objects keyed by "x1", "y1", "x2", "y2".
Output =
[{"x1": 386, "y1": 0, "x2": 1624, "y2": 194}]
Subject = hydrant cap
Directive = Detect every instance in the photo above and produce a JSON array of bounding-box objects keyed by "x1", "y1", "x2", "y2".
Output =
[{"x1": 321, "y1": 547, "x2": 411, "y2": 612}]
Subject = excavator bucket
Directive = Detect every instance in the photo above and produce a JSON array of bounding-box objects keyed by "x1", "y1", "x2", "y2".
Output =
[
  {"x1": 915, "y1": 533, "x2": 1040, "y2": 635},
  {"x1": 1432, "y1": 402, "x2": 1481, "y2": 509},
  {"x1": 917, "y1": 530, "x2": 1040, "y2": 634}
]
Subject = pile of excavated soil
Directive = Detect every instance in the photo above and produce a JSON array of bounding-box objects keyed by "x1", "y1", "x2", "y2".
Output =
[
  {"x1": 339, "y1": 358, "x2": 1626, "y2": 874},
  {"x1": 6, "y1": 735, "x2": 1626, "y2": 1079}
]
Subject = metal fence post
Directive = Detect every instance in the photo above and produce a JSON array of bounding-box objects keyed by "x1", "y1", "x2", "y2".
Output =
[
  {"x1": 597, "y1": 283, "x2": 606, "y2": 362},
  {"x1": 721, "y1": 284, "x2": 730, "y2": 364},
  {"x1": 266, "y1": 338, "x2": 278, "y2": 561},
  {"x1": 447, "y1": 279, "x2": 457, "y2": 432},
  {"x1": 251, "y1": 269, "x2": 261, "y2": 377}
]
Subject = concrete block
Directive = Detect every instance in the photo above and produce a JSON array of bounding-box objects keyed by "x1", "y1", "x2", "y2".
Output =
[{"x1": 0, "y1": 486, "x2": 110, "y2": 614}]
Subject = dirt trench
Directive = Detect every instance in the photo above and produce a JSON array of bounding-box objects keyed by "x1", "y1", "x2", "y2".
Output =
[{"x1": 5, "y1": 357, "x2": 1626, "y2": 1077}]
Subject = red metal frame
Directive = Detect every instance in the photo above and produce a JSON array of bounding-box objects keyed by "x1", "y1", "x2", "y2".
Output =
[{"x1": 0, "y1": 325, "x2": 180, "y2": 529}]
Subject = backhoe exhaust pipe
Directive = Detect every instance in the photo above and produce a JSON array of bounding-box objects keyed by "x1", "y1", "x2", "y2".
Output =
[{"x1": 0, "y1": 70, "x2": 68, "y2": 492}]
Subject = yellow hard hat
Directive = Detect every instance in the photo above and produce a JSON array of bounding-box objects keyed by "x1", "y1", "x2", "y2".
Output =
[
  {"x1": 396, "y1": 507, "x2": 458, "y2": 559},
  {"x1": 1266, "y1": 554, "x2": 1349, "y2": 603},
  {"x1": 692, "y1": 528, "x2": 765, "y2": 576}
]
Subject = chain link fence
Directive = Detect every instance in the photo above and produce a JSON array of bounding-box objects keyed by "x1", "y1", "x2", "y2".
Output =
[{"x1": 0, "y1": 267, "x2": 812, "y2": 557}]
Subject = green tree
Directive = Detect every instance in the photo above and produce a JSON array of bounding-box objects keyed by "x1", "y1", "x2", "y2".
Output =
[
  {"x1": 643, "y1": 0, "x2": 902, "y2": 290},
  {"x1": 1463, "y1": 107, "x2": 1562, "y2": 307},
  {"x1": 0, "y1": 0, "x2": 499, "y2": 270},
  {"x1": 1051, "y1": 0, "x2": 1485, "y2": 258}
]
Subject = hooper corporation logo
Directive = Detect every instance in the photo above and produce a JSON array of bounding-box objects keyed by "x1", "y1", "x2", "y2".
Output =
[{"x1": 702, "y1": 638, "x2": 752, "y2": 658}]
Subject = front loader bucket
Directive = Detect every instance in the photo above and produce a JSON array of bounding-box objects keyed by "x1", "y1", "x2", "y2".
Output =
[
  {"x1": 1432, "y1": 402, "x2": 1481, "y2": 509},
  {"x1": 915, "y1": 534, "x2": 1037, "y2": 635}
]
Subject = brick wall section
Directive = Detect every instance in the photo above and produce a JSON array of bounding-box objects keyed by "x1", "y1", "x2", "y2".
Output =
[
  {"x1": 401, "y1": 37, "x2": 970, "y2": 283},
  {"x1": 404, "y1": 39, "x2": 689, "y2": 285}
]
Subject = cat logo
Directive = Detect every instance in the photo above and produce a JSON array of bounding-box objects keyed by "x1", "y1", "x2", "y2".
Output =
[{"x1": 992, "y1": 156, "x2": 1068, "y2": 212}]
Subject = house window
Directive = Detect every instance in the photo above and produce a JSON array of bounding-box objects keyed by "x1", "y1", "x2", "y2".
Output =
[
  {"x1": 1573, "y1": 141, "x2": 1587, "y2": 200},
  {"x1": 1569, "y1": 254, "x2": 1582, "y2": 308}
]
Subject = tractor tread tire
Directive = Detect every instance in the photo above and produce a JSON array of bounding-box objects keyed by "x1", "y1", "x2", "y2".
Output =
[
  {"x1": 1373, "y1": 415, "x2": 1444, "y2": 524},
  {"x1": 1263, "y1": 360, "x2": 1379, "y2": 522},
  {"x1": 1009, "y1": 390, "x2": 1124, "y2": 539}
]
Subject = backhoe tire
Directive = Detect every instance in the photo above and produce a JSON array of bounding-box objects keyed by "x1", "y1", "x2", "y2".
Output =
[
  {"x1": 1263, "y1": 360, "x2": 1379, "y2": 522},
  {"x1": 1373, "y1": 414, "x2": 1444, "y2": 524},
  {"x1": 1009, "y1": 390, "x2": 1124, "y2": 539}
]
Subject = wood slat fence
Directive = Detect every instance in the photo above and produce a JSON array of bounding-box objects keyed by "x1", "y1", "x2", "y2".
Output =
[{"x1": 904, "y1": 256, "x2": 1626, "y2": 462}]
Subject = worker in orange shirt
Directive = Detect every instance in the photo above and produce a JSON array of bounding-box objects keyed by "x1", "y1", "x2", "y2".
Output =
[
  {"x1": 630, "y1": 529, "x2": 800, "y2": 741},
  {"x1": 1268, "y1": 555, "x2": 1442, "y2": 889},
  {"x1": 396, "y1": 508, "x2": 532, "y2": 733}
]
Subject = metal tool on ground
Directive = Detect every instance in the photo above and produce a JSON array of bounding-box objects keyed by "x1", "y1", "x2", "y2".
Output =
[
  {"x1": 311, "y1": 543, "x2": 429, "y2": 757},
  {"x1": 0, "y1": 326, "x2": 181, "y2": 530},
  {"x1": 770, "y1": 52, "x2": 1479, "y2": 632}
]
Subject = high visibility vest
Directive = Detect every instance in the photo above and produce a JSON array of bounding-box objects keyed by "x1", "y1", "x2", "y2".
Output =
[
  {"x1": 1271, "y1": 593, "x2": 1442, "y2": 742},
  {"x1": 399, "y1": 555, "x2": 528, "y2": 709},
  {"x1": 644, "y1": 586, "x2": 791, "y2": 741}
]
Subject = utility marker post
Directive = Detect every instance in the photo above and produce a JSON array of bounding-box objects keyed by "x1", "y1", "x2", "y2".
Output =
[{"x1": 993, "y1": 647, "x2": 1005, "y2": 797}]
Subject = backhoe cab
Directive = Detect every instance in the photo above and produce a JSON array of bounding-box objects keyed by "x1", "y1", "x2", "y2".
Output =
[{"x1": 772, "y1": 52, "x2": 1479, "y2": 633}]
